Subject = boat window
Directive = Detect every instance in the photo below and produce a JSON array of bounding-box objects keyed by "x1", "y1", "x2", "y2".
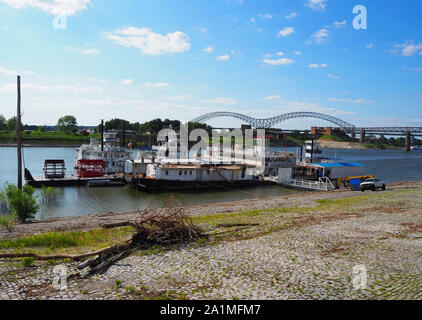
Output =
[
  {"x1": 189, "y1": 171, "x2": 192, "y2": 175},
  {"x1": 179, "y1": 171, "x2": 182, "y2": 175},
  {"x1": 184, "y1": 171, "x2": 187, "y2": 175},
  {"x1": 166, "y1": 170, "x2": 169, "y2": 175}
]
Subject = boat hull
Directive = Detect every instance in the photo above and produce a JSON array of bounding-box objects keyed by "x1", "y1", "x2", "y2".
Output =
[{"x1": 131, "y1": 177, "x2": 275, "y2": 193}]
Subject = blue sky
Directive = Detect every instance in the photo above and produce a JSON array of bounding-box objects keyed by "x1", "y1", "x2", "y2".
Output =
[{"x1": 0, "y1": 0, "x2": 421, "y2": 129}]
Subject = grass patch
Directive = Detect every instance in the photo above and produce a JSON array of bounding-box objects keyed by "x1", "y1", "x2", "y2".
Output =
[
  {"x1": 319, "y1": 134, "x2": 346, "y2": 142},
  {"x1": 0, "y1": 227, "x2": 134, "y2": 255}
]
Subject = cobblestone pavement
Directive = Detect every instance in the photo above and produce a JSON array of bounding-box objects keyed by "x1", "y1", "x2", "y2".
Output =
[{"x1": 1, "y1": 204, "x2": 421, "y2": 300}]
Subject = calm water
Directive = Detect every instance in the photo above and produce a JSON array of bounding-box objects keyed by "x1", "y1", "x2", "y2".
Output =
[{"x1": 0, "y1": 146, "x2": 421, "y2": 219}]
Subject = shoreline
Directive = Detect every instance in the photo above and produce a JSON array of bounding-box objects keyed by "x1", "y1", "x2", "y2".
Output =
[
  {"x1": 1, "y1": 180, "x2": 421, "y2": 300},
  {"x1": 0, "y1": 144, "x2": 80, "y2": 148},
  {"x1": 317, "y1": 139, "x2": 405, "y2": 150},
  {"x1": 1, "y1": 180, "x2": 420, "y2": 240}
]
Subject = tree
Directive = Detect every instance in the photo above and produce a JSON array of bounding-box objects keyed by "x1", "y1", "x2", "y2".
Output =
[
  {"x1": 57, "y1": 115, "x2": 78, "y2": 133},
  {"x1": 5, "y1": 184, "x2": 39, "y2": 222},
  {"x1": 0, "y1": 114, "x2": 6, "y2": 130},
  {"x1": 7, "y1": 116, "x2": 18, "y2": 131}
]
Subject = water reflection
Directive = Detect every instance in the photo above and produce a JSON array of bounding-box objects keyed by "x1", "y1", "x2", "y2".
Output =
[{"x1": 1, "y1": 147, "x2": 421, "y2": 219}]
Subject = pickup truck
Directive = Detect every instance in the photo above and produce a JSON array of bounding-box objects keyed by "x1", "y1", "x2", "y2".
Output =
[{"x1": 360, "y1": 178, "x2": 386, "y2": 192}]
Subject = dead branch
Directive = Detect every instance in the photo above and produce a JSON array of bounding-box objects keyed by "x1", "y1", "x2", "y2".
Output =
[{"x1": 0, "y1": 194, "x2": 203, "y2": 275}]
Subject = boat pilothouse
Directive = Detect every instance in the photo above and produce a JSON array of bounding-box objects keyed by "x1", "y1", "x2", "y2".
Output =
[{"x1": 75, "y1": 138, "x2": 133, "y2": 174}]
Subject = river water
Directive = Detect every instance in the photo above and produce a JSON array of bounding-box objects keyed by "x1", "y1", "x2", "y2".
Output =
[{"x1": 0, "y1": 147, "x2": 421, "y2": 219}]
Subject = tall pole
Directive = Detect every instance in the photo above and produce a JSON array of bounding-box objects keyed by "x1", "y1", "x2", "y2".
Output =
[
  {"x1": 17, "y1": 76, "x2": 22, "y2": 189},
  {"x1": 122, "y1": 120, "x2": 126, "y2": 148},
  {"x1": 101, "y1": 119, "x2": 104, "y2": 151}
]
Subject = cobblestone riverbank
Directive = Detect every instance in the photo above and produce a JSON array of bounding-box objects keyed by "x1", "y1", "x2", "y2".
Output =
[{"x1": 1, "y1": 182, "x2": 421, "y2": 300}]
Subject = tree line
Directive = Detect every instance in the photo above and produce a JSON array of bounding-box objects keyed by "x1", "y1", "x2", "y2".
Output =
[{"x1": 99, "y1": 118, "x2": 212, "y2": 135}]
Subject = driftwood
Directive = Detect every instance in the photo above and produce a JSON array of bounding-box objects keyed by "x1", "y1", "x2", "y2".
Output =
[
  {"x1": 0, "y1": 195, "x2": 202, "y2": 275},
  {"x1": 0, "y1": 242, "x2": 131, "y2": 261}
]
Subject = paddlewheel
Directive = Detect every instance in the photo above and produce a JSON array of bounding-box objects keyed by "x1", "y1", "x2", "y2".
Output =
[{"x1": 77, "y1": 160, "x2": 105, "y2": 178}]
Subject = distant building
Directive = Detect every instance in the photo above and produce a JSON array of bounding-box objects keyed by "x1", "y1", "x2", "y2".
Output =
[{"x1": 311, "y1": 126, "x2": 342, "y2": 136}]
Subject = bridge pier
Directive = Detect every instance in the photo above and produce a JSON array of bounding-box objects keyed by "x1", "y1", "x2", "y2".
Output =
[
  {"x1": 360, "y1": 129, "x2": 366, "y2": 144},
  {"x1": 406, "y1": 131, "x2": 411, "y2": 152}
]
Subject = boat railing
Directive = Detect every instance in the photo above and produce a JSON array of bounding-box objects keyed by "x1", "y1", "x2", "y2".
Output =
[{"x1": 281, "y1": 176, "x2": 335, "y2": 191}]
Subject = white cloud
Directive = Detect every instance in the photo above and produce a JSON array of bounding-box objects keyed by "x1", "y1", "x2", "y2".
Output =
[
  {"x1": 263, "y1": 58, "x2": 294, "y2": 66},
  {"x1": 203, "y1": 46, "x2": 214, "y2": 53},
  {"x1": 167, "y1": 94, "x2": 192, "y2": 101},
  {"x1": 83, "y1": 48, "x2": 100, "y2": 55},
  {"x1": 216, "y1": 54, "x2": 230, "y2": 61},
  {"x1": 259, "y1": 13, "x2": 274, "y2": 20},
  {"x1": 305, "y1": 0, "x2": 328, "y2": 12},
  {"x1": 306, "y1": 28, "x2": 330, "y2": 45},
  {"x1": 0, "y1": 66, "x2": 35, "y2": 76},
  {"x1": 0, "y1": 82, "x2": 101, "y2": 94},
  {"x1": 274, "y1": 100, "x2": 354, "y2": 117},
  {"x1": 328, "y1": 74, "x2": 341, "y2": 79},
  {"x1": 277, "y1": 27, "x2": 294, "y2": 37},
  {"x1": 104, "y1": 26, "x2": 191, "y2": 56},
  {"x1": 0, "y1": 66, "x2": 18, "y2": 76},
  {"x1": 332, "y1": 20, "x2": 347, "y2": 28},
  {"x1": 195, "y1": 27, "x2": 207, "y2": 33},
  {"x1": 392, "y1": 41, "x2": 422, "y2": 56},
  {"x1": 328, "y1": 98, "x2": 373, "y2": 104},
  {"x1": 293, "y1": 51, "x2": 302, "y2": 55},
  {"x1": 250, "y1": 17, "x2": 256, "y2": 23},
  {"x1": 88, "y1": 78, "x2": 108, "y2": 84},
  {"x1": 262, "y1": 95, "x2": 281, "y2": 101},
  {"x1": 140, "y1": 82, "x2": 170, "y2": 88},
  {"x1": 308, "y1": 63, "x2": 328, "y2": 68},
  {"x1": 121, "y1": 79, "x2": 134, "y2": 85},
  {"x1": 285, "y1": 12, "x2": 298, "y2": 19},
  {"x1": 263, "y1": 52, "x2": 284, "y2": 58},
  {"x1": 408, "y1": 67, "x2": 422, "y2": 72},
  {"x1": 0, "y1": 0, "x2": 91, "y2": 16},
  {"x1": 201, "y1": 97, "x2": 238, "y2": 105},
  {"x1": 365, "y1": 43, "x2": 374, "y2": 49}
]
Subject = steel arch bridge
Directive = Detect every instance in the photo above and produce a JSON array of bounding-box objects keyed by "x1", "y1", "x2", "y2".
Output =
[{"x1": 190, "y1": 111, "x2": 355, "y2": 129}]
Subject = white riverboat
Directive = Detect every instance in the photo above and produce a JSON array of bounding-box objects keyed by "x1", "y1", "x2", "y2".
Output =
[{"x1": 75, "y1": 139, "x2": 132, "y2": 174}]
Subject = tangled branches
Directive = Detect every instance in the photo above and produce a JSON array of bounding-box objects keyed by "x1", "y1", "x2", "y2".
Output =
[{"x1": 0, "y1": 195, "x2": 203, "y2": 276}]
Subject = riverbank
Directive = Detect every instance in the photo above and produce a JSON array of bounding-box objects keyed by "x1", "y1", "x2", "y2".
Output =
[
  {"x1": 1, "y1": 181, "x2": 421, "y2": 300},
  {"x1": 0, "y1": 144, "x2": 80, "y2": 148},
  {"x1": 318, "y1": 139, "x2": 405, "y2": 150}
]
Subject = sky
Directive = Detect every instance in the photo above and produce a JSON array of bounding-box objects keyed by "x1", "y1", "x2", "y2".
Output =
[{"x1": 0, "y1": 0, "x2": 421, "y2": 129}]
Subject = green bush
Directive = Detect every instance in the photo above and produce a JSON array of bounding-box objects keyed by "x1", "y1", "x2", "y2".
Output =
[
  {"x1": 0, "y1": 214, "x2": 16, "y2": 232},
  {"x1": 22, "y1": 257, "x2": 35, "y2": 268},
  {"x1": 5, "y1": 184, "x2": 39, "y2": 222}
]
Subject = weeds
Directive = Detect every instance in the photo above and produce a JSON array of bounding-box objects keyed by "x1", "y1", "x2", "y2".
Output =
[{"x1": 0, "y1": 213, "x2": 16, "y2": 232}]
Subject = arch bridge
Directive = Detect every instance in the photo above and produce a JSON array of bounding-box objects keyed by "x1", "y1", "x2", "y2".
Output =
[{"x1": 190, "y1": 111, "x2": 355, "y2": 130}]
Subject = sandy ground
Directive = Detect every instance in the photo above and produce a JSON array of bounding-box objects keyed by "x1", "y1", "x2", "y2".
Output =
[{"x1": 317, "y1": 140, "x2": 368, "y2": 149}]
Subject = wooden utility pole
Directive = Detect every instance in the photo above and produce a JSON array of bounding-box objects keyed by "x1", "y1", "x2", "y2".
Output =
[
  {"x1": 17, "y1": 75, "x2": 22, "y2": 189},
  {"x1": 101, "y1": 119, "x2": 104, "y2": 151}
]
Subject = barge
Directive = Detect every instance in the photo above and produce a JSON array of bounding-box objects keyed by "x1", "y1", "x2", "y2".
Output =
[{"x1": 129, "y1": 162, "x2": 274, "y2": 193}]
